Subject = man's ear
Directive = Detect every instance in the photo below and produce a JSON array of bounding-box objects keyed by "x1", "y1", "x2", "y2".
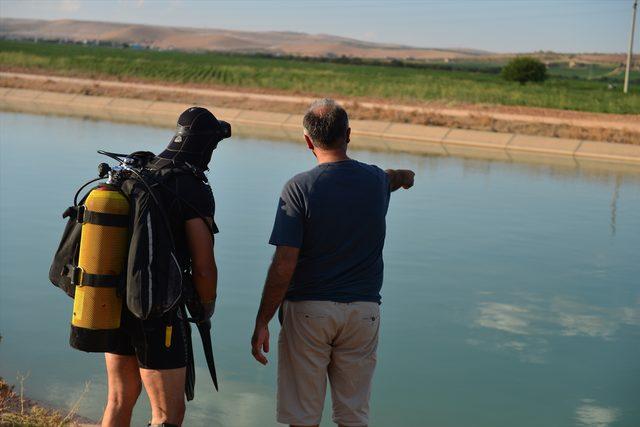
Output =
[
  {"x1": 346, "y1": 127, "x2": 351, "y2": 145},
  {"x1": 304, "y1": 133, "x2": 314, "y2": 150}
]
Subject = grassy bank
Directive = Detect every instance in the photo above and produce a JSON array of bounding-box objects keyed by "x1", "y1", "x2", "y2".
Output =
[
  {"x1": 0, "y1": 376, "x2": 93, "y2": 426},
  {"x1": 1, "y1": 40, "x2": 638, "y2": 114},
  {"x1": 1, "y1": 376, "x2": 68, "y2": 426}
]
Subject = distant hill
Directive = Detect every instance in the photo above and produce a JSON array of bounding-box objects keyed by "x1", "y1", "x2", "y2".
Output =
[
  {"x1": 0, "y1": 17, "x2": 490, "y2": 60},
  {"x1": 1, "y1": 18, "x2": 630, "y2": 66}
]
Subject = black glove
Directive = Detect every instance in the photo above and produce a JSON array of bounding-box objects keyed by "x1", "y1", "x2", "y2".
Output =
[{"x1": 186, "y1": 298, "x2": 216, "y2": 324}]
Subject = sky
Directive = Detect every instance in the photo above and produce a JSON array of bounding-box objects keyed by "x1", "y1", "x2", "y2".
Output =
[{"x1": 1, "y1": 0, "x2": 638, "y2": 53}]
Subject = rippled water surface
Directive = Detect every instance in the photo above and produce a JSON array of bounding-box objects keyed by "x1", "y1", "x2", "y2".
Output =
[{"x1": 1, "y1": 112, "x2": 639, "y2": 427}]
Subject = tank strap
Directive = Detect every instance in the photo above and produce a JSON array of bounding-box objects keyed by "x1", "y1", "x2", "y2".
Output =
[
  {"x1": 69, "y1": 266, "x2": 120, "y2": 288},
  {"x1": 77, "y1": 206, "x2": 129, "y2": 227}
]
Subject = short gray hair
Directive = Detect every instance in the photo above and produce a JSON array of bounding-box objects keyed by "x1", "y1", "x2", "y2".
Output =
[{"x1": 302, "y1": 99, "x2": 349, "y2": 149}]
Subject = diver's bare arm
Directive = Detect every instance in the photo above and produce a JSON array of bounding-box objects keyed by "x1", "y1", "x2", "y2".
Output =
[
  {"x1": 255, "y1": 246, "x2": 299, "y2": 326},
  {"x1": 385, "y1": 169, "x2": 415, "y2": 192},
  {"x1": 185, "y1": 217, "x2": 217, "y2": 302}
]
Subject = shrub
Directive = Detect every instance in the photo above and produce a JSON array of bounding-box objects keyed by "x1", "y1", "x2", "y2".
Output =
[{"x1": 502, "y1": 57, "x2": 548, "y2": 84}]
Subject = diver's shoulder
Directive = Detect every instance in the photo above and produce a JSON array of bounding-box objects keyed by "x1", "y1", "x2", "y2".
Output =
[{"x1": 162, "y1": 167, "x2": 209, "y2": 194}]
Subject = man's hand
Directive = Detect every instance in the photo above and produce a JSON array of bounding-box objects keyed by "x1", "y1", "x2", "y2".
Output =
[
  {"x1": 386, "y1": 169, "x2": 415, "y2": 191},
  {"x1": 399, "y1": 170, "x2": 415, "y2": 189},
  {"x1": 251, "y1": 321, "x2": 270, "y2": 365}
]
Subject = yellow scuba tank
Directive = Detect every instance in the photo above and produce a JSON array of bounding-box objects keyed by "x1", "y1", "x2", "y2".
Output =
[{"x1": 70, "y1": 185, "x2": 129, "y2": 352}]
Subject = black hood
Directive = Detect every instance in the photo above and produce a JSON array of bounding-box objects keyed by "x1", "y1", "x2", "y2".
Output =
[{"x1": 158, "y1": 107, "x2": 231, "y2": 170}]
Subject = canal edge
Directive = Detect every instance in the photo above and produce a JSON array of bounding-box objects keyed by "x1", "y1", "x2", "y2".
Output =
[{"x1": 1, "y1": 88, "x2": 639, "y2": 166}]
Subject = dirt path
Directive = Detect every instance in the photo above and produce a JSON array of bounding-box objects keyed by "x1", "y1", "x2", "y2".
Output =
[
  {"x1": 1, "y1": 71, "x2": 638, "y2": 144},
  {"x1": 3, "y1": 71, "x2": 638, "y2": 131}
]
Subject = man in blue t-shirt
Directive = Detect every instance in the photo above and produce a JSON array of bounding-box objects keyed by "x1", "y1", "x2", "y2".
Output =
[{"x1": 251, "y1": 99, "x2": 414, "y2": 427}]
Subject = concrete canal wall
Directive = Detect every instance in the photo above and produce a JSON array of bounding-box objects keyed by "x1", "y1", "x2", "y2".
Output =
[{"x1": 1, "y1": 88, "x2": 639, "y2": 165}]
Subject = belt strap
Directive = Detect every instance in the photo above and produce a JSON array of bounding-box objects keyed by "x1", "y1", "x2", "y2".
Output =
[
  {"x1": 69, "y1": 266, "x2": 120, "y2": 288},
  {"x1": 77, "y1": 205, "x2": 128, "y2": 227}
]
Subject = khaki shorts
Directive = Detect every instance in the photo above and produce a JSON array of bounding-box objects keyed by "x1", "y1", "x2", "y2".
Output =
[{"x1": 277, "y1": 300, "x2": 380, "y2": 426}]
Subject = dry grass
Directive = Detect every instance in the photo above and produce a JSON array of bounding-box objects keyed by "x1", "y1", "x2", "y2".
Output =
[{"x1": 0, "y1": 374, "x2": 92, "y2": 427}]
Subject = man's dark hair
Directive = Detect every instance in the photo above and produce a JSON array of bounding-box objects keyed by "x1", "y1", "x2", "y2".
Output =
[{"x1": 303, "y1": 99, "x2": 349, "y2": 149}]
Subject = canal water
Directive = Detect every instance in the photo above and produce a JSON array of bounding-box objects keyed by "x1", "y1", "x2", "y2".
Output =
[{"x1": 0, "y1": 112, "x2": 638, "y2": 427}]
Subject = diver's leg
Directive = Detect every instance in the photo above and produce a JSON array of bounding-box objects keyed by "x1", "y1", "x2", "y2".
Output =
[
  {"x1": 102, "y1": 353, "x2": 142, "y2": 427},
  {"x1": 134, "y1": 309, "x2": 188, "y2": 425},
  {"x1": 140, "y1": 367, "x2": 186, "y2": 426}
]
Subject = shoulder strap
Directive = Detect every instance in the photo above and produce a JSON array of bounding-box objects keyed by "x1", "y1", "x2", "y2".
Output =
[
  {"x1": 145, "y1": 163, "x2": 215, "y2": 236},
  {"x1": 148, "y1": 157, "x2": 209, "y2": 182}
]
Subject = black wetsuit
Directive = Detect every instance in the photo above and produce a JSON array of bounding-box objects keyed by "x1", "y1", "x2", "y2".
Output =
[{"x1": 111, "y1": 158, "x2": 218, "y2": 369}]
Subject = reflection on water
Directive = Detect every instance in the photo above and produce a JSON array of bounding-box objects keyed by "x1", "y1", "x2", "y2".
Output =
[
  {"x1": 576, "y1": 399, "x2": 620, "y2": 427},
  {"x1": 471, "y1": 296, "x2": 640, "y2": 366},
  {"x1": 0, "y1": 112, "x2": 639, "y2": 427},
  {"x1": 476, "y1": 297, "x2": 640, "y2": 340},
  {"x1": 610, "y1": 175, "x2": 621, "y2": 236}
]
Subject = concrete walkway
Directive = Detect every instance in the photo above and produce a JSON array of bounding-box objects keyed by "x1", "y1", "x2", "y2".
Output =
[{"x1": 1, "y1": 87, "x2": 640, "y2": 165}]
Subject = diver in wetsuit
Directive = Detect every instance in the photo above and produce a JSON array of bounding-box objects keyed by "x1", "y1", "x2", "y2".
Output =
[{"x1": 102, "y1": 107, "x2": 227, "y2": 427}]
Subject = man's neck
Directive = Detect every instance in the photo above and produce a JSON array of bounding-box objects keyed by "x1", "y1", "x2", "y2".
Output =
[{"x1": 315, "y1": 149, "x2": 350, "y2": 165}]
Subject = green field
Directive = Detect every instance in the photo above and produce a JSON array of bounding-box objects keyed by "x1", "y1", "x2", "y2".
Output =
[{"x1": 0, "y1": 40, "x2": 638, "y2": 114}]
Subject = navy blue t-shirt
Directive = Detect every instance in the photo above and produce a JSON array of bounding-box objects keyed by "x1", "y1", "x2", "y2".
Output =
[{"x1": 269, "y1": 159, "x2": 390, "y2": 303}]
